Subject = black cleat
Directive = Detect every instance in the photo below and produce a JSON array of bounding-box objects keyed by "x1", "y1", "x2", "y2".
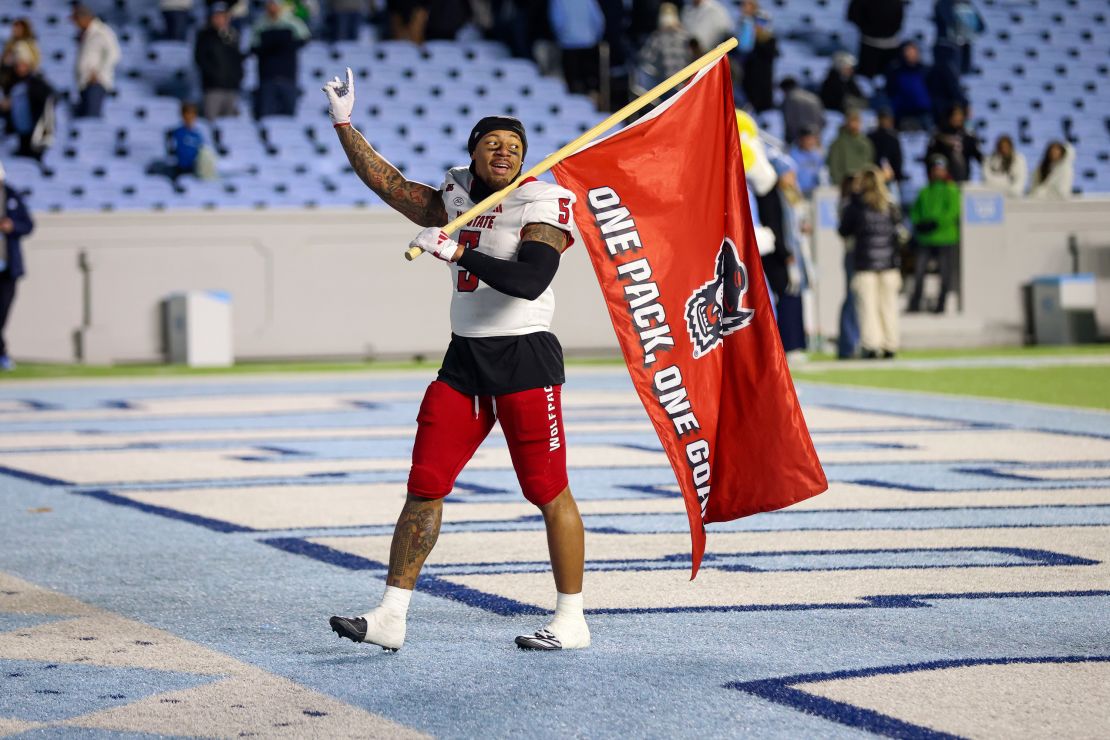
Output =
[
  {"x1": 515, "y1": 629, "x2": 563, "y2": 651},
  {"x1": 329, "y1": 616, "x2": 400, "y2": 652},
  {"x1": 330, "y1": 615, "x2": 366, "y2": 642}
]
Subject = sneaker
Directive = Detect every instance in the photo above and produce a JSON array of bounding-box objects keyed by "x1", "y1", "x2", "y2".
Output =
[
  {"x1": 515, "y1": 618, "x2": 590, "y2": 651},
  {"x1": 329, "y1": 608, "x2": 405, "y2": 652},
  {"x1": 0, "y1": 356, "x2": 13, "y2": 372}
]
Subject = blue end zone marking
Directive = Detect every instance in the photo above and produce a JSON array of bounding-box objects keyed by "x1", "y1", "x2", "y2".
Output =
[
  {"x1": 413, "y1": 547, "x2": 1095, "y2": 577},
  {"x1": 261, "y1": 537, "x2": 544, "y2": 616},
  {"x1": 346, "y1": 400, "x2": 384, "y2": 410},
  {"x1": 0, "y1": 466, "x2": 70, "y2": 487},
  {"x1": 846, "y1": 478, "x2": 941, "y2": 492},
  {"x1": 726, "y1": 655, "x2": 1110, "y2": 739},
  {"x1": 16, "y1": 400, "x2": 61, "y2": 411},
  {"x1": 74, "y1": 489, "x2": 255, "y2": 533},
  {"x1": 101, "y1": 400, "x2": 137, "y2": 410},
  {"x1": 591, "y1": 590, "x2": 1110, "y2": 615},
  {"x1": 959, "y1": 463, "x2": 1110, "y2": 484}
]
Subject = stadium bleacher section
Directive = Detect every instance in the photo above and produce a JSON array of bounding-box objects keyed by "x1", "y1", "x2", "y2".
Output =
[{"x1": 2, "y1": 0, "x2": 1108, "y2": 212}]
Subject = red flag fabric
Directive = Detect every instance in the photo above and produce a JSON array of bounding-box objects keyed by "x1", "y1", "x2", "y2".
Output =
[{"x1": 552, "y1": 58, "x2": 827, "y2": 578}]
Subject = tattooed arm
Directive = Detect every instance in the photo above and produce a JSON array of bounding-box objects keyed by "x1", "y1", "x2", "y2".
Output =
[{"x1": 335, "y1": 125, "x2": 448, "y2": 228}]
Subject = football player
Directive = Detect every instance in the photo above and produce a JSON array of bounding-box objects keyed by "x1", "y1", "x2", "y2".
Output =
[{"x1": 323, "y1": 69, "x2": 590, "y2": 651}]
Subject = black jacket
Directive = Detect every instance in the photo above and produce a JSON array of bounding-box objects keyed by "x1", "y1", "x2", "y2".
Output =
[
  {"x1": 869, "y1": 127, "x2": 904, "y2": 181},
  {"x1": 848, "y1": 0, "x2": 905, "y2": 38},
  {"x1": 819, "y1": 69, "x2": 865, "y2": 113},
  {"x1": 195, "y1": 26, "x2": 245, "y2": 91},
  {"x1": 839, "y1": 195, "x2": 901, "y2": 272},
  {"x1": 926, "y1": 125, "x2": 982, "y2": 182},
  {"x1": 252, "y1": 27, "x2": 304, "y2": 82},
  {"x1": 1, "y1": 185, "x2": 35, "y2": 280},
  {"x1": 1, "y1": 72, "x2": 53, "y2": 137}
]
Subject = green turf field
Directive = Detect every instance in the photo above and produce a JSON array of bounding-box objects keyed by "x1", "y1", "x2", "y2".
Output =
[
  {"x1": 791, "y1": 363, "x2": 1110, "y2": 410},
  {"x1": 4, "y1": 347, "x2": 1109, "y2": 411}
]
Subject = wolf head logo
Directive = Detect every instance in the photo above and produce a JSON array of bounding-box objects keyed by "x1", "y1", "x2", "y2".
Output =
[{"x1": 684, "y1": 237, "x2": 755, "y2": 359}]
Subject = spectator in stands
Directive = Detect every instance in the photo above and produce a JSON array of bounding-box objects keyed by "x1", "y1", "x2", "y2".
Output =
[
  {"x1": 195, "y1": 3, "x2": 245, "y2": 120},
  {"x1": 789, "y1": 127, "x2": 825, "y2": 198},
  {"x1": 934, "y1": 0, "x2": 985, "y2": 77},
  {"x1": 839, "y1": 166, "x2": 903, "y2": 359},
  {"x1": 1, "y1": 19, "x2": 42, "y2": 90},
  {"x1": 388, "y1": 0, "x2": 429, "y2": 43},
  {"x1": 208, "y1": 0, "x2": 250, "y2": 32},
  {"x1": 770, "y1": 153, "x2": 809, "y2": 359},
  {"x1": 326, "y1": 0, "x2": 368, "y2": 42},
  {"x1": 0, "y1": 43, "x2": 55, "y2": 161},
  {"x1": 161, "y1": 0, "x2": 196, "y2": 42},
  {"x1": 820, "y1": 51, "x2": 867, "y2": 114},
  {"x1": 885, "y1": 41, "x2": 931, "y2": 132},
  {"x1": 629, "y1": 0, "x2": 663, "y2": 48},
  {"x1": 1029, "y1": 141, "x2": 1076, "y2": 200},
  {"x1": 925, "y1": 51, "x2": 966, "y2": 128},
  {"x1": 780, "y1": 77, "x2": 824, "y2": 146},
  {"x1": 167, "y1": 102, "x2": 207, "y2": 180},
  {"x1": 425, "y1": 0, "x2": 473, "y2": 41},
  {"x1": 982, "y1": 134, "x2": 1027, "y2": 197},
  {"x1": 737, "y1": 0, "x2": 776, "y2": 112},
  {"x1": 926, "y1": 104, "x2": 981, "y2": 183},
  {"x1": 71, "y1": 4, "x2": 121, "y2": 119},
  {"x1": 549, "y1": 0, "x2": 605, "y2": 98},
  {"x1": 827, "y1": 109, "x2": 875, "y2": 190},
  {"x1": 868, "y1": 107, "x2": 904, "y2": 185},
  {"x1": 847, "y1": 0, "x2": 906, "y2": 78},
  {"x1": 836, "y1": 173, "x2": 860, "y2": 358},
  {"x1": 908, "y1": 154, "x2": 960, "y2": 313},
  {"x1": 637, "y1": 4, "x2": 693, "y2": 88},
  {"x1": 251, "y1": 0, "x2": 311, "y2": 119},
  {"x1": 681, "y1": 0, "x2": 732, "y2": 55},
  {"x1": 0, "y1": 160, "x2": 34, "y2": 372}
]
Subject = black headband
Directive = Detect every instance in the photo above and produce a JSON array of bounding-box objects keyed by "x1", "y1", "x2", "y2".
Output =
[{"x1": 467, "y1": 116, "x2": 528, "y2": 160}]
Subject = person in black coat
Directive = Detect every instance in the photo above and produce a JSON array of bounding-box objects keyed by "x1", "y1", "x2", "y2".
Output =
[
  {"x1": 847, "y1": 0, "x2": 907, "y2": 78},
  {"x1": 819, "y1": 51, "x2": 867, "y2": 114},
  {"x1": 0, "y1": 162, "x2": 34, "y2": 370},
  {"x1": 925, "y1": 104, "x2": 981, "y2": 183},
  {"x1": 194, "y1": 3, "x2": 246, "y2": 120},
  {"x1": 868, "y1": 107, "x2": 904, "y2": 184},
  {"x1": 0, "y1": 43, "x2": 54, "y2": 160},
  {"x1": 837, "y1": 166, "x2": 902, "y2": 359}
]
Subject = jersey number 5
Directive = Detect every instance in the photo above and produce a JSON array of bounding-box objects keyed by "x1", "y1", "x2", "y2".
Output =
[{"x1": 456, "y1": 230, "x2": 481, "y2": 292}]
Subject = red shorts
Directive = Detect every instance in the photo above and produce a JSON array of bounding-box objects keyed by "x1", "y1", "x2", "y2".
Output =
[{"x1": 407, "y1": 381, "x2": 568, "y2": 507}]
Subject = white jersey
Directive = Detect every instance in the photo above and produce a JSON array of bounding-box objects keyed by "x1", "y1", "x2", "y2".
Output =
[{"x1": 439, "y1": 167, "x2": 576, "y2": 338}]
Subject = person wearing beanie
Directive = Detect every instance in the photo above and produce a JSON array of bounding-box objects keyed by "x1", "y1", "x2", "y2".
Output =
[
  {"x1": 0, "y1": 160, "x2": 35, "y2": 371},
  {"x1": 322, "y1": 69, "x2": 590, "y2": 652}
]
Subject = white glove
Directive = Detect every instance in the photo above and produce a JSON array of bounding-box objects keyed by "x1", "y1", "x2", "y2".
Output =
[
  {"x1": 322, "y1": 67, "x2": 355, "y2": 125},
  {"x1": 409, "y1": 227, "x2": 461, "y2": 262},
  {"x1": 754, "y1": 225, "x2": 776, "y2": 256},
  {"x1": 786, "y1": 261, "x2": 802, "y2": 295}
]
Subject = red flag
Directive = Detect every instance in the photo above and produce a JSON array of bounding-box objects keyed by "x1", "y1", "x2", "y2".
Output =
[{"x1": 552, "y1": 58, "x2": 827, "y2": 578}]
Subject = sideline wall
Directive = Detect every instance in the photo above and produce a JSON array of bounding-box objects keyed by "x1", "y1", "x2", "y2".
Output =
[
  {"x1": 812, "y1": 188, "x2": 1110, "y2": 348},
  {"x1": 10, "y1": 209, "x2": 619, "y2": 363}
]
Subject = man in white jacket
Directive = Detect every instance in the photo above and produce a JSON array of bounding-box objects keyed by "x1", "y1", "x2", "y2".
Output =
[{"x1": 71, "y1": 4, "x2": 121, "y2": 118}]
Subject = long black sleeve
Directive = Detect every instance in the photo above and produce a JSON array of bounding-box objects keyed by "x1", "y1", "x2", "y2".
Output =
[{"x1": 456, "y1": 241, "x2": 561, "y2": 301}]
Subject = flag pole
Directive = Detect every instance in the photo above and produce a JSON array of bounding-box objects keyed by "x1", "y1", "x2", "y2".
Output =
[{"x1": 404, "y1": 37, "x2": 739, "y2": 261}]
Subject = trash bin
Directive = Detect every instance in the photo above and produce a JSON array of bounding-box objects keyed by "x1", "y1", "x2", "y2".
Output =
[
  {"x1": 165, "y1": 291, "x2": 233, "y2": 366},
  {"x1": 1030, "y1": 274, "x2": 1097, "y2": 345}
]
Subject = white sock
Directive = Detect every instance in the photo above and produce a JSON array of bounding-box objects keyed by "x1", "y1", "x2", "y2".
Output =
[
  {"x1": 553, "y1": 591, "x2": 584, "y2": 622},
  {"x1": 379, "y1": 585, "x2": 412, "y2": 617}
]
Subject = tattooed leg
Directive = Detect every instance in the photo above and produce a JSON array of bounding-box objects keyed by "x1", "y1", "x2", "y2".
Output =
[{"x1": 386, "y1": 493, "x2": 444, "y2": 589}]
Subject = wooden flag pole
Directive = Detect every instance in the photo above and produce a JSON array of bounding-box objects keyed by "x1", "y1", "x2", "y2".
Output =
[{"x1": 404, "y1": 36, "x2": 738, "y2": 261}]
